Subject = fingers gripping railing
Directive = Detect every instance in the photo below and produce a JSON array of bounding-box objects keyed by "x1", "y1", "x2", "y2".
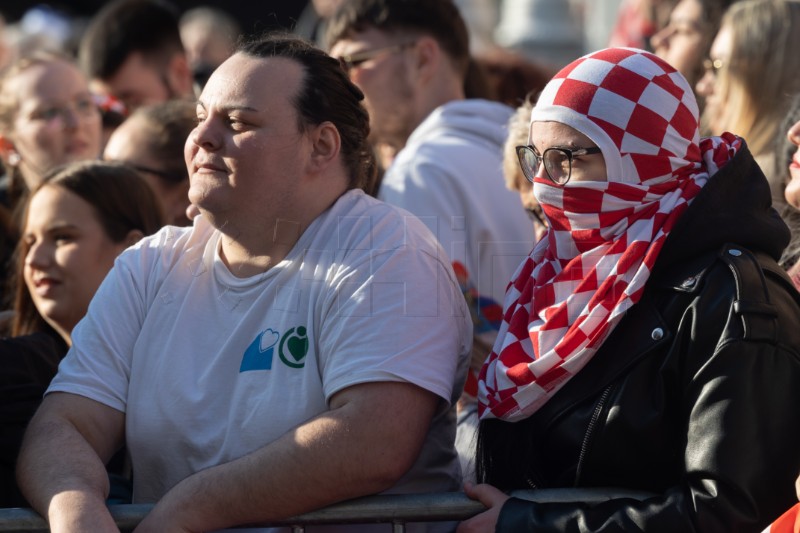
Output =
[{"x1": 0, "y1": 488, "x2": 655, "y2": 532}]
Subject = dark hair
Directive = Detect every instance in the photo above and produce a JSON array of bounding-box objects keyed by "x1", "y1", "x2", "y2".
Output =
[
  {"x1": 238, "y1": 33, "x2": 376, "y2": 190},
  {"x1": 325, "y1": 0, "x2": 471, "y2": 78},
  {"x1": 466, "y1": 49, "x2": 554, "y2": 108},
  {"x1": 79, "y1": 0, "x2": 184, "y2": 80},
  {"x1": 128, "y1": 99, "x2": 196, "y2": 184},
  {"x1": 11, "y1": 161, "x2": 165, "y2": 337}
]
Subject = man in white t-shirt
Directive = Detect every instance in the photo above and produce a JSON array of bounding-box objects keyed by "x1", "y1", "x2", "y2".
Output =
[{"x1": 18, "y1": 34, "x2": 472, "y2": 532}]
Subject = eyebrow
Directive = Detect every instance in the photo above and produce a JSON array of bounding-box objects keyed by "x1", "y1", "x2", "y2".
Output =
[
  {"x1": 196, "y1": 101, "x2": 259, "y2": 113},
  {"x1": 24, "y1": 222, "x2": 79, "y2": 238}
]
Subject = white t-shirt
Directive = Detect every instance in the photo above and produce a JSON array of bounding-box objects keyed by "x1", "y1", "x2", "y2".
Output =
[{"x1": 49, "y1": 190, "x2": 472, "y2": 531}]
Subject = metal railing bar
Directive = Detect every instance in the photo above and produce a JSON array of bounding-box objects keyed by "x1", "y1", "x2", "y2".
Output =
[{"x1": 0, "y1": 488, "x2": 656, "y2": 532}]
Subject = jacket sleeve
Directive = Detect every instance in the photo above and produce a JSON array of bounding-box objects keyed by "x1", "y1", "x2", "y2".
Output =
[{"x1": 496, "y1": 254, "x2": 800, "y2": 532}]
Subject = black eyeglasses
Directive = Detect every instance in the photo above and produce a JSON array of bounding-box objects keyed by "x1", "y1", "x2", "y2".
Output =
[
  {"x1": 516, "y1": 144, "x2": 602, "y2": 185},
  {"x1": 337, "y1": 42, "x2": 415, "y2": 73}
]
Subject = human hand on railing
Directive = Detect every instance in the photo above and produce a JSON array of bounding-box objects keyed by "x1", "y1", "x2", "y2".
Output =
[{"x1": 456, "y1": 481, "x2": 510, "y2": 533}]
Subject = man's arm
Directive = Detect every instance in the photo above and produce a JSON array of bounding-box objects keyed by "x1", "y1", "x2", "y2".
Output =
[
  {"x1": 135, "y1": 380, "x2": 439, "y2": 532},
  {"x1": 17, "y1": 392, "x2": 125, "y2": 533}
]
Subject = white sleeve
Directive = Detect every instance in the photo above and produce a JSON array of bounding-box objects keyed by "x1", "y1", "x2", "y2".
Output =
[
  {"x1": 47, "y1": 252, "x2": 149, "y2": 413},
  {"x1": 316, "y1": 221, "x2": 472, "y2": 407}
]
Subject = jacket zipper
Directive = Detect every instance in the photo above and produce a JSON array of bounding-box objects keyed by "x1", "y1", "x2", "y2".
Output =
[{"x1": 574, "y1": 383, "x2": 615, "y2": 486}]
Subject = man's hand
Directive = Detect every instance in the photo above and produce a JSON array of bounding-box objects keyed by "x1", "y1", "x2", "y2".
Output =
[{"x1": 456, "y1": 482, "x2": 510, "y2": 533}]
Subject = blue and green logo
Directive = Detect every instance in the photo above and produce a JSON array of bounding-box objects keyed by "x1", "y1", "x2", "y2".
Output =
[
  {"x1": 278, "y1": 326, "x2": 309, "y2": 368},
  {"x1": 240, "y1": 326, "x2": 309, "y2": 372}
]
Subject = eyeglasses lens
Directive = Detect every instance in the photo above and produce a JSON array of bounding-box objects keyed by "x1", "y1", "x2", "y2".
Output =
[{"x1": 544, "y1": 149, "x2": 570, "y2": 184}]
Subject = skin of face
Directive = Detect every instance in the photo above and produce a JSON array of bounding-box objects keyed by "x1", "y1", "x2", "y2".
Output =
[
  {"x1": 528, "y1": 121, "x2": 607, "y2": 183},
  {"x1": 514, "y1": 173, "x2": 548, "y2": 241},
  {"x1": 184, "y1": 53, "x2": 311, "y2": 231},
  {"x1": 695, "y1": 24, "x2": 733, "y2": 132},
  {"x1": 651, "y1": 0, "x2": 706, "y2": 84},
  {"x1": 6, "y1": 60, "x2": 102, "y2": 189},
  {"x1": 23, "y1": 185, "x2": 129, "y2": 341},
  {"x1": 104, "y1": 114, "x2": 191, "y2": 226},
  {"x1": 329, "y1": 28, "x2": 418, "y2": 150},
  {"x1": 90, "y1": 51, "x2": 181, "y2": 112},
  {"x1": 785, "y1": 119, "x2": 800, "y2": 209}
]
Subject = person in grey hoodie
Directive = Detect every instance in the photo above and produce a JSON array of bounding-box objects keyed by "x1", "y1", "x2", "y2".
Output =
[{"x1": 327, "y1": 0, "x2": 533, "y2": 310}]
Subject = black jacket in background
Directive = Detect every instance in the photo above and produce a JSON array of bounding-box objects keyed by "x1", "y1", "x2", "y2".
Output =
[
  {"x1": 0, "y1": 330, "x2": 66, "y2": 508},
  {"x1": 479, "y1": 143, "x2": 800, "y2": 532}
]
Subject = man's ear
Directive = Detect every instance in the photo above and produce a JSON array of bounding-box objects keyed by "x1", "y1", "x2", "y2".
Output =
[
  {"x1": 121, "y1": 228, "x2": 145, "y2": 249},
  {"x1": 308, "y1": 121, "x2": 341, "y2": 174},
  {"x1": 166, "y1": 52, "x2": 195, "y2": 98},
  {"x1": 409, "y1": 36, "x2": 440, "y2": 84}
]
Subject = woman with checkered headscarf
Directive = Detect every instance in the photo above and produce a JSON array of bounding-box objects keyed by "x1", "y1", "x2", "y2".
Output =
[{"x1": 457, "y1": 48, "x2": 800, "y2": 532}]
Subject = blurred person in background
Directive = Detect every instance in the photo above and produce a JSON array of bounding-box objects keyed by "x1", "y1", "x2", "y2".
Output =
[
  {"x1": 650, "y1": 0, "x2": 737, "y2": 90},
  {"x1": 608, "y1": 0, "x2": 678, "y2": 50},
  {"x1": 777, "y1": 93, "x2": 800, "y2": 289},
  {"x1": 179, "y1": 6, "x2": 241, "y2": 90},
  {"x1": 79, "y1": 0, "x2": 195, "y2": 113},
  {"x1": 103, "y1": 99, "x2": 195, "y2": 226},
  {"x1": 327, "y1": 0, "x2": 533, "y2": 308},
  {"x1": 0, "y1": 50, "x2": 101, "y2": 310},
  {"x1": 695, "y1": 0, "x2": 800, "y2": 209}
]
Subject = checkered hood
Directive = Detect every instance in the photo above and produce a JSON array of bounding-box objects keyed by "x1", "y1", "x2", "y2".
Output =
[{"x1": 477, "y1": 48, "x2": 742, "y2": 421}]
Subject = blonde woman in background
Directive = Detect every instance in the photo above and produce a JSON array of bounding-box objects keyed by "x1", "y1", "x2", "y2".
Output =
[
  {"x1": 0, "y1": 50, "x2": 102, "y2": 207},
  {"x1": 502, "y1": 95, "x2": 548, "y2": 242},
  {"x1": 695, "y1": 0, "x2": 800, "y2": 208},
  {"x1": 0, "y1": 50, "x2": 102, "y2": 308}
]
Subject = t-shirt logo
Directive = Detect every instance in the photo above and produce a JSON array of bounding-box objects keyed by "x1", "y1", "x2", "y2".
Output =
[
  {"x1": 279, "y1": 326, "x2": 309, "y2": 368},
  {"x1": 240, "y1": 328, "x2": 280, "y2": 372},
  {"x1": 240, "y1": 326, "x2": 310, "y2": 372}
]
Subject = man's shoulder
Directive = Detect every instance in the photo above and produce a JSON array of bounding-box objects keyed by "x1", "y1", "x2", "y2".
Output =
[
  {"x1": 317, "y1": 190, "x2": 443, "y2": 254},
  {"x1": 116, "y1": 217, "x2": 215, "y2": 279}
]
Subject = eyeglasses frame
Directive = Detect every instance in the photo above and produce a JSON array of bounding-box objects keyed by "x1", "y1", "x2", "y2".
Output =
[
  {"x1": 337, "y1": 42, "x2": 417, "y2": 72},
  {"x1": 515, "y1": 144, "x2": 603, "y2": 185}
]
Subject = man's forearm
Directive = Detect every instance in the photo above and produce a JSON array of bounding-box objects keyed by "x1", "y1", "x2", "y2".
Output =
[
  {"x1": 17, "y1": 395, "x2": 123, "y2": 532},
  {"x1": 139, "y1": 382, "x2": 437, "y2": 532}
]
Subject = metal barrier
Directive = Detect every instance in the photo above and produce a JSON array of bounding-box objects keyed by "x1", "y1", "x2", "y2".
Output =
[{"x1": 0, "y1": 488, "x2": 655, "y2": 532}]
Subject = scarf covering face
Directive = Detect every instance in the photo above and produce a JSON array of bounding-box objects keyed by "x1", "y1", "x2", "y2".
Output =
[{"x1": 478, "y1": 47, "x2": 742, "y2": 421}]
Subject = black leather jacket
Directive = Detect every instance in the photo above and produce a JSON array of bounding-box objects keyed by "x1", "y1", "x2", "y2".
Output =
[{"x1": 482, "y1": 144, "x2": 800, "y2": 532}]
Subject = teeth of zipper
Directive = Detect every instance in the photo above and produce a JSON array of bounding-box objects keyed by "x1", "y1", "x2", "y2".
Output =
[{"x1": 575, "y1": 383, "x2": 614, "y2": 486}]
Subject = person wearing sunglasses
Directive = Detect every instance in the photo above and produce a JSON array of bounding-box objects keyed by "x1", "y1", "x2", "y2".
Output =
[{"x1": 457, "y1": 47, "x2": 800, "y2": 533}]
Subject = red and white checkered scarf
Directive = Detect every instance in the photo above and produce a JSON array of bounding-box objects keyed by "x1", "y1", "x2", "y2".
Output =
[{"x1": 478, "y1": 48, "x2": 742, "y2": 421}]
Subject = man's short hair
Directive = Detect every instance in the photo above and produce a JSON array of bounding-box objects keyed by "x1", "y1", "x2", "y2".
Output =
[
  {"x1": 325, "y1": 0, "x2": 470, "y2": 78},
  {"x1": 79, "y1": 0, "x2": 184, "y2": 80},
  {"x1": 239, "y1": 33, "x2": 376, "y2": 190}
]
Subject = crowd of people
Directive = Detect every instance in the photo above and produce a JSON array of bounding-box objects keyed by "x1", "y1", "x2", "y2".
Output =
[{"x1": 1, "y1": 0, "x2": 799, "y2": 532}]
